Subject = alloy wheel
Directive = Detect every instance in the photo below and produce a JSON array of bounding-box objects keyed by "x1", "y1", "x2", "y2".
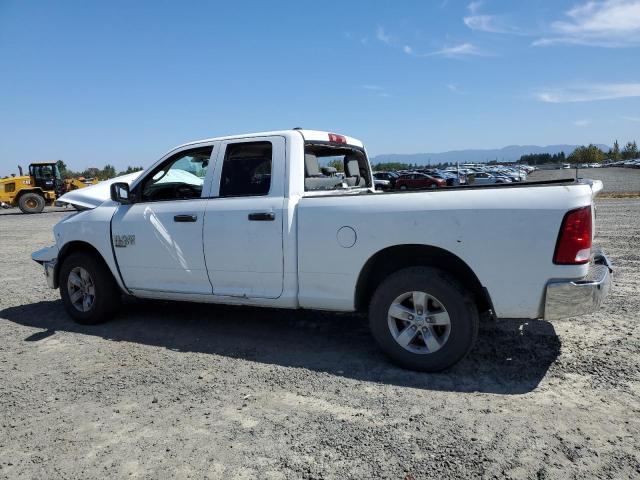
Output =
[
  {"x1": 67, "y1": 266, "x2": 96, "y2": 312},
  {"x1": 387, "y1": 291, "x2": 451, "y2": 354}
]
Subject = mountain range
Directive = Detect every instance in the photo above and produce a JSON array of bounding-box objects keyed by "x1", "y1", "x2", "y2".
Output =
[{"x1": 371, "y1": 144, "x2": 611, "y2": 165}]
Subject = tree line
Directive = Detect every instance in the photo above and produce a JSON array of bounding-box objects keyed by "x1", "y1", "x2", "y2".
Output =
[
  {"x1": 518, "y1": 140, "x2": 638, "y2": 165},
  {"x1": 55, "y1": 160, "x2": 143, "y2": 180}
]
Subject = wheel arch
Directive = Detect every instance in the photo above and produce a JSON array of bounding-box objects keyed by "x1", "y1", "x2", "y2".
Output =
[
  {"x1": 55, "y1": 241, "x2": 121, "y2": 291},
  {"x1": 354, "y1": 244, "x2": 494, "y2": 316},
  {"x1": 15, "y1": 187, "x2": 45, "y2": 200}
]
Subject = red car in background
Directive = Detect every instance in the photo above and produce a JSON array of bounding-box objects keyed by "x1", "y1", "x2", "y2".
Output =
[{"x1": 395, "y1": 172, "x2": 446, "y2": 190}]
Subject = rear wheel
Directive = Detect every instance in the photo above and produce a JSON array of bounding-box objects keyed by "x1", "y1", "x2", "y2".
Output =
[
  {"x1": 59, "y1": 252, "x2": 121, "y2": 324},
  {"x1": 399, "y1": 185, "x2": 408, "y2": 190},
  {"x1": 369, "y1": 266, "x2": 479, "y2": 371},
  {"x1": 18, "y1": 192, "x2": 45, "y2": 214}
]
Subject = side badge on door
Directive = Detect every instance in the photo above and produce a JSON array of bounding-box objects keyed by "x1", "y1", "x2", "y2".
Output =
[{"x1": 114, "y1": 234, "x2": 135, "y2": 248}]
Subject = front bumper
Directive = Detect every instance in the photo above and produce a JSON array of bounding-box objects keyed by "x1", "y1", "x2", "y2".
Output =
[
  {"x1": 42, "y1": 259, "x2": 57, "y2": 289},
  {"x1": 544, "y1": 248, "x2": 613, "y2": 320},
  {"x1": 32, "y1": 245, "x2": 59, "y2": 289}
]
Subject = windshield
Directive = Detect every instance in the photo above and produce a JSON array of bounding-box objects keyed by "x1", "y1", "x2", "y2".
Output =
[{"x1": 303, "y1": 143, "x2": 372, "y2": 192}]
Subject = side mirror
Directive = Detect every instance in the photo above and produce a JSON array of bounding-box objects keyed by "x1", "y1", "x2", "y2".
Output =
[{"x1": 110, "y1": 182, "x2": 131, "y2": 204}]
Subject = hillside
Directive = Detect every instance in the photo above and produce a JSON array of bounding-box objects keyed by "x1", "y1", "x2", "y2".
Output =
[{"x1": 372, "y1": 144, "x2": 611, "y2": 165}]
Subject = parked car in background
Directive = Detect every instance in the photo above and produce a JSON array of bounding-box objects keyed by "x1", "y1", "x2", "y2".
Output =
[
  {"x1": 373, "y1": 171, "x2": 398, "y2": 189},
  {"x1": 395, "y1": 172, "x2": 446, "y2": 190},
  {"x1": 373, "y1": 178, "x2": 392, "y2": 190},
  {"x1": 420, "y1": 169, "x2": 462, "y2": 186},
  {"x1": 470, "y1": 172, "x2": 511, "y2": 184},
  {"x1": 623, "y1": 159, "x2": 640, "y2": 168}
]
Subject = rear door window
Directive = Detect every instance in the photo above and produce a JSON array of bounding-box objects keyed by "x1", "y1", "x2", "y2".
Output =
[{"x1": 219, "y1": 141, "x2": 272, "y2": 197}]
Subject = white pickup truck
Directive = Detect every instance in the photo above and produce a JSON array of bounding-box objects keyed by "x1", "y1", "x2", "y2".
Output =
[{"x1": 32, "y1": 129, "x2": 612, "y2": 371}]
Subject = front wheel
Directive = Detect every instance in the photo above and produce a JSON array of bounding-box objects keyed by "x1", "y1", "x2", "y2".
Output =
[
  {"x1": 18, "y1": 192, "x2": 45, "y2": 214},
  {"x1": 59, "y1": 252, "x2": 122, "y2": 324},
  {"x1": 369, "y1": 266, "x2": 479, "y2": 371}
]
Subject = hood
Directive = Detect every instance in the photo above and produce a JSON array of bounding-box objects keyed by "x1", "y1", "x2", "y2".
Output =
[{"x1": 56, "y1": 172, "x2": 143, "y2": 209}]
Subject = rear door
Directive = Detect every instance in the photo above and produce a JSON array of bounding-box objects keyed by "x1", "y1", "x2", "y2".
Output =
[{"x1": 203, "y1": 136, "x2": 285, "y2": 299}]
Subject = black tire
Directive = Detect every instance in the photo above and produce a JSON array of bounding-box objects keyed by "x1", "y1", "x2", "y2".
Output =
[
  {"x1": 18, "y1": 192, "x2": 45, "y2": 214},
  {"x1": 369, "y1": 266, "x2": 479, "y2": 372},
  {"x1": 59, "y1": 252, "x2": 122, "y2": 325},
  {"x1": 399, "y1": 185, "x2": 408, "y2": 190}
]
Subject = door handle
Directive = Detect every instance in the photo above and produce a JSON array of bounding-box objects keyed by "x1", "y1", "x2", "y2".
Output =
[
  {"x1": 248, "y1": 212, "x2": 275, "y2": 221},
  {"x1": 174, "y1": 214, "x2": 198, "y2": 222}
]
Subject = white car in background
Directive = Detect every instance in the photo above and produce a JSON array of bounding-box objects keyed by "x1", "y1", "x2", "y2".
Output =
[{"x1": 470, "y1": 172, "x2": 511, "y2": 184}]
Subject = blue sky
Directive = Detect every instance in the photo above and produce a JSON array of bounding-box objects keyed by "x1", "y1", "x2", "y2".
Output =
[{"x1": 1, "y1": 0, "x2": 640, "y2": 171}]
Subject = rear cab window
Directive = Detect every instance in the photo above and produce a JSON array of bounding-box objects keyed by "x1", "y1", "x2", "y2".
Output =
[{"x1": 303, "y1": 142, "x2": 372, "y2": 193}]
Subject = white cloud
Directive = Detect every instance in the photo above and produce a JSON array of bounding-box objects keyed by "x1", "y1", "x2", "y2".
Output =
[
  {"x1": 468, "y1": 1, "x2": 483, "y2": 15},
  {"x1": 535, "y1": 83, "x2": 640, "y2": 103},
  {"x1": 463, "y1": 1, "x2": 518, "y2": 33},
  {"x1": 534, "y1": 0, "x2": 640, "y2": 47},
  {"x1": 376, "y1": 26, "x2": 392, "y2": 45},
  {"x1": 430, "y1": 43, "x2": 485, "y2": 57},
  {"x1": 361, "y1": 85, "x2": 390, "y2": 97},
  {"x1": 573, "y1": 119, "x2": 591, "y2": 126},
  {"x1": 464, "y1": 15, "x2": 499, "y2": 32},
  {"x1": 402, "y1": 42, "x2": 486, "y2": 58},
  {"x1": 372, "y1": 24, "x2": 487, "y2": 59},
  {"x1": 445, "y1": 83, "x2": 467, "y2": 94},
  {"x1": 621, "y1": 115, "x2": 640, "y2": 122}
]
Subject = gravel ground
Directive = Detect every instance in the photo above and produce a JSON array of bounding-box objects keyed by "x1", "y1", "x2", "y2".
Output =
[
  {"x1": 1, "y1": 201, "x2": 639, "y2": 479},
  {"x1": 527, "y1": 167, "x2": 640, "y2": 193}
]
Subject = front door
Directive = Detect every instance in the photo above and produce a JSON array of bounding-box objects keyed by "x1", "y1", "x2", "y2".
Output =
[
  {"x1": 203, "y1": 137, "x2": 285, "y2": 299},
  {"x1": 111, "y1": 145, "x2": 215, "y2": 294}
]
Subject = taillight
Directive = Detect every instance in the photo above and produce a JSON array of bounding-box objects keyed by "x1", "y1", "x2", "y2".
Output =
[
  {"x1": 553, "y1": 206, "x2": 592, "y2": 265},
  {"x1": 328, "y1": 133, "x2": 347, "y2": 144}
]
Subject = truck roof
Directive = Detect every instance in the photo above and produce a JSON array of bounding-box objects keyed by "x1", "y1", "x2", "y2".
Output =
[{"x1": 175, "y1": 129, "x2": 364, "y2": 150}]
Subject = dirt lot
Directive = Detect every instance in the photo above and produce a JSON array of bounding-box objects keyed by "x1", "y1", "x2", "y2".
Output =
[
  {"x1": 1, "y1": 200, "x2": 639, "y2": 479},
  {"x1": 527, "y1": 167, "x2": 640, "y2": 194}
]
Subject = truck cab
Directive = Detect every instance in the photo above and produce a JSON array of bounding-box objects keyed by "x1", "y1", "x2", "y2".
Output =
[{"x1": 29, "y1": 162, "x2": 64, "y2": 194}]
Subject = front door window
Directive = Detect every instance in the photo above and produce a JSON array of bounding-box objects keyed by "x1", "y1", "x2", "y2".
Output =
[{"x1": 140, "y1": 147, "x2": 212, "y2": 202}]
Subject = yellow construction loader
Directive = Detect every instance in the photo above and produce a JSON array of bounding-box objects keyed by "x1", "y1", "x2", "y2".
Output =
[
  {"x1": 63, "y1": 176, "x2": 99, "y2": 192},
  {"x1": 0, "y1": 162, "x2": 96, "y2": 214}
]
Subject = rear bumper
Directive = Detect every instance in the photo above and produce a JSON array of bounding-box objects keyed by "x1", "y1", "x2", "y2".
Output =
[{"x1": 544, "y1": 248, "x2": 613, "y2": 320}]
